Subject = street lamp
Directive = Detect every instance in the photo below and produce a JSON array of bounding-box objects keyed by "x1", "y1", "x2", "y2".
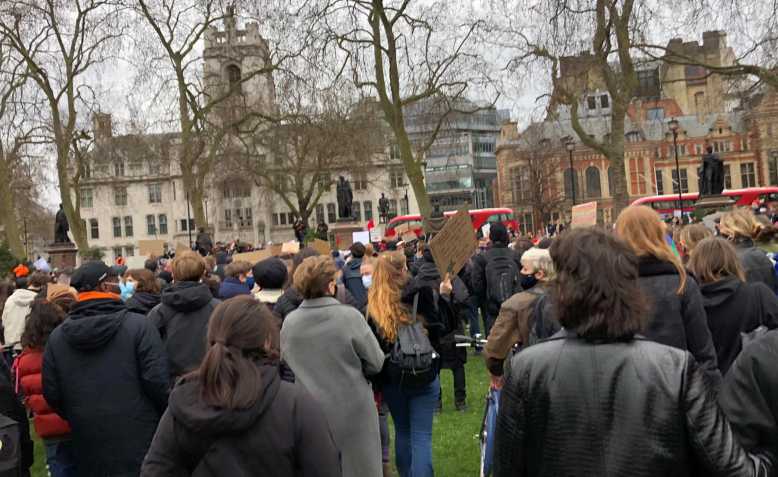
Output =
[
  {"x1": 563, "y1": 137, "x2": 576, "y2": 205},
  {"x1": 668, "y1": 118, "x2": 683, "y2": 219}
]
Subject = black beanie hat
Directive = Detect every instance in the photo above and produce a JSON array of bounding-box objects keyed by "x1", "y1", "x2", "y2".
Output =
[
  {"x1": 71, "y1": 261, "x2": 111, "y2": 292},
  {"x1": 489, "y1": 222, "x2": 509, "y2": 245},
  {"x1": 252, "y1": 257, "x2": 288, "y2": 290}
]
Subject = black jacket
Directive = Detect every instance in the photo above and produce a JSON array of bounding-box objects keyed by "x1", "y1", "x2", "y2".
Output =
[
  {"x1": 342, "y1": 258, "x2": 367, "y2": 310},
  {"x1": 0, "y1": 357, "x2": 33, "y2": 475},
  {"x1": 141, "y1": 361, "x2": 341, "y2": 477},
  {"x1": 734, "y1": 239, "x2": 777, "y2": 293},
  {"x1": 700, "y1": 277, "x2": 778, "y2": 374},
  {"x1": 720, "y1": 329, "x2": 778, "y2": 453},
  {"x1": 470, "y1": 244, "x2": 521, "y2": 316},
  {"x1": 274, "y1": 285, "x2": 358, "y2": 320},
  {"x1": 637, "y1": 256, "x2": 722, "y2": 386},
  {"x1": 125, "y1": 291, "x2": 162, "y2": 316},
  {"x1": 494, "y1": 332, "x2": 774, "y2": 477},
  {"x1": 42, "y1": 296, "x2": 169, "y2": 477},
  {"x1": 147, "y1": 282, "x2": 220, "y2": 382}
]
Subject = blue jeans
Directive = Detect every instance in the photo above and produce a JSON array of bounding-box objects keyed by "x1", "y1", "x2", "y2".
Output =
[
  {"x1": 384, "y1": 376, "x2": 439, "y2": 477},
  {"x1": 44, "y1": 438, "x2": 77, "y2": 477}
]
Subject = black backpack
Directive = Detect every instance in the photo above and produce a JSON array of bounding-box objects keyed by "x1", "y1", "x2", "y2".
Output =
[
  {"x1": 485, "y1": 252, "x2": 520, "y2": 306},
  {"x1": 388, "y1": 294, "x2": 438, "y2": 389},
  {"x1": 0, "y1": 414, "x2": 20, "y2": 477},
  {"x1": 524, "y1": 288, "x2": 561, "y2": 346}
]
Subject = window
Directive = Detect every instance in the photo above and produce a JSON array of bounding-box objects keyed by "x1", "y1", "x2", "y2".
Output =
[
  {"x1": 655, "y1": 169, "x2": 664, "y2": 195},
  {"x1": 114, "y1": 161, "x2": 125, "y2": 177},
  {"x1": 741, "y1": 138, "x2": 749, "y2": 151},
  {"x1": 89, "y1": 219, "x2": 99, "y2": 239},
  {"x1": 148, "y1": 160, "x2": 161, "y2": 175},
  {"x1": 318, "y1": 174, "x2": 331, "y2": 191},
  {"x1": 647, "y1": 107, "x2": 664, "y2": 121},
  {"x1": 114, "y1": 187, "x2": 127, "y2": 206},
  {"x1": 587, "y1": 96, "x2": 597, "y2": 110},
  {"x1": 271, "y1": 214, "x2": 279, "y2": 226},
  {"x1": 695, "y1": 144, "x2": 703, "y2": 155},
  {"x1": 316, "y1": 204, "x2": 325, "y2": 224},
  {"x1": 630, "y1": 157, "x2": 647, "y2": 195},
  {"x1": 113, "y1": 247, "x2": 123, "y2": 259},
  {"x1": 724, "y1": 165, "x2": 732, "y2": 189},
  {"x1": 224, "y1": 209, "x2": 233, "y2": 228},
  {"x1": 363, "y1": 201, "x2": 373, "y2": 222},
  {"x1": 600, "y1": 95, "x2": 609, "y2": 108},
  {"x1": 81, "y1": 188, "x2": 93, "y2": 208},
  {"x1": 179, "y1": 218, "x2": 194, "y2": 232},
  {"x1": 694, "y1": 91, "x2": 705, "y2": 113},
  {"x1": 769, "y1": 153, "x2": 778, "y2": 186},
  {"x1": 636, "y1": 68, "x2": 660, "y2": 98},
  {"x1": 83, "y1": 162, "x2": 92, "y2": 179},
  {"x1": 279, "y1": 212, "x2": 287, "y2": 226},
  {"x1": 585, "y1": 167, "x2": 601, "y2": 198},
  {"x1": 512, "y1": 168, "x2": 531, "y2": 202},
  {"x1": 123, "y1": 216, "x2": 133, "y2": 237},
  {"x1": 235, "y1": 208, "x2": 244, "y2": 227},
  {"x1": 226, "y1": 64, "x2": 241, "y2": 92},
  {"x1": 389, "y1": 199, "x2": 398, "y2": 217},
  {"x1": 391, "y1": 144, "x2": 401, "y2": 160},
  {"x1": 564, "y1": 168, "x2": 579, "y2": 200},
  {"x1": 607, "y1": 167, "x2": 614, "y2": 197},
  {"x1": 146, "y1": 215, "x2": 156, "y2": 235},
  {"x1": 128, "y1": 161, "x2": 142, "y2": 176},
  {"x1": 741, "y1": 162, "x2": 756, "y2": 188},
  {"x1": 672, "y1": 169, "x2": 689, "y2": 194},
  {"x1": 148, "y1": 183, "x2": 162, "y2": 203},
  {"x1": 327, "y1": 203, "x2": 336, "y2": 223},
  {"x1": 112, "y1": 217, "x2": 121, "y2": 237},
  {"x1": 401, "y1": 196, "x2": 409, "y2": 215},
  {"x1": 124, "y1": 246, "x2": 134, "y2": 257},
  {"x1": 352, "y1": 202, "x2": 361, "y2": 222},
  {"x1": 353, "y1": 172, "x2": 368, "y2": 191},
  {"x1": 390, "y1": 169, "x2": 405, "y2": 188},
  {"x1": 245, "y1": 207, "x2": 253, "y2": 227},
  {"x1": 473, "y1": 141, "x2": 495, "y2": 153},
  {"x1": 158, "y1": 214, "x2": 168, "y2": 235}
]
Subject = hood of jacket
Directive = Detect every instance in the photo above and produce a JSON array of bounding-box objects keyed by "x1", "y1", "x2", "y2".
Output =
[
  {"x1": 699, "y1": 277, "x2": 743, "y2": 308},
  {"x1": 342, "y1": 258, "x2": 363, "y2": 280},
  {"x1": 6, "y1": 288, "x2": 37, "y2": 308},
  {"x1": 416, "y1": 256, "x2": 441, "y2": 285},
  {"x1": 637, "y1": 255, "x2": 679, "y2": 277},
  {"x1": 62, "y1": 297, "x2": 128, "y2": 350},
  {"x1": 162, "y1": 281, "x2": 214, "y2": 312},
  {"x1": 168, "y1": 362, "x2": 281, "y2": 435},
  {"x1": 126, "y1": 291, "x2": 161, "y2": 313}
]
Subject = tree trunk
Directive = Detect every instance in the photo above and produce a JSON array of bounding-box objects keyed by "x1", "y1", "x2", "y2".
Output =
[
  {"x1": 396, "y1": 128, "x2": 431, "y2": 218},
  {"x1": 608, "y1": 103, "x2": 630, "y2": 217},
  {"x1": 56, "y1": 143, "x2": 88, "y2": 251},
  {"x1": 0, "y1": 157, "x2": 24, "y2": 258}
]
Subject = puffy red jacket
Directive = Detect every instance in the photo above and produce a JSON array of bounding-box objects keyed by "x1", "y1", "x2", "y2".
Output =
[{"x1": 14, "y1": 348, "x2": 71, "y2": 438}]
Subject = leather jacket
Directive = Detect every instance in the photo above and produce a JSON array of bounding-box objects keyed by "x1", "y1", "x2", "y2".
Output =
[{"x1": 494, "y1": 331, "x2": 773, "y2": 477}]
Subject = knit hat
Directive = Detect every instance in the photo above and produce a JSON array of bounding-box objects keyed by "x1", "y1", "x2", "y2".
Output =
[
  {"x1": 46, "y1": 283, "x2": 78, "y2": 302},
  {"x1": 71, "y1": 261, "x2": 111, "y2": 292},
  {"x1": 252, "y1": 257, "x2": 288, "y2": 290},
  {"x1": 489, "y1": 222, "x2": 509, "y2": 245}
]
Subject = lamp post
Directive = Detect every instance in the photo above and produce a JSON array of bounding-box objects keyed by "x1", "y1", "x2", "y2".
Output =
[
  {"x1": 564, "y1": 137, "x2": 576, "y2": 205},
  {"x1": 185, "y1": 191, "x2": 193, "y2": 250},
  {"x1": 668, "y1": 118, "x2": 683, "y2": 220}
]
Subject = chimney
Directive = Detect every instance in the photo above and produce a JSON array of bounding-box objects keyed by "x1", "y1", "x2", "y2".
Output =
[{"x1": 92, "y1": 112, "x2": 112, "y2": 140}]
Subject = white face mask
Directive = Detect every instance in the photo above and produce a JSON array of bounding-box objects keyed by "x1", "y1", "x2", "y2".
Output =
[{"x1": 362, "y1": 274, "x2": 373, "y2": 289}]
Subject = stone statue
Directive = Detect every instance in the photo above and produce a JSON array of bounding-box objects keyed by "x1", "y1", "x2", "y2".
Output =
[
  {"x1": 378, "y1": 193, "x2": 390, "y2": 223},
  {"x1": 700, "y1": 145, "x2": 725, "y2": 196},
  {"x1": 54, "y1": 204, "x2": 71, "y2": 243},
  {"x1": 336, "y1": 176, "x2": 353, "y2": 220}
]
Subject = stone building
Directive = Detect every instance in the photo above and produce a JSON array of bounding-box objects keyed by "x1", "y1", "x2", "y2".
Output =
[{"x1": 77, "y1": 10, "x2": 417, "y2": 262}]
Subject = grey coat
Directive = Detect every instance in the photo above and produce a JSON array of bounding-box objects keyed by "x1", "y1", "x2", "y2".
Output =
[{"x1": 281, "y1": 297, "x2": 385, "y2": 477}]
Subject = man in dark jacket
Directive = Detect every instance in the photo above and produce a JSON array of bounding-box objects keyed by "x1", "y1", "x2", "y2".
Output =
[
  {"x1": 470, "y1": 223, "x2": 521, "y2": 337},
  {"x1": 195, "y1": 228, "x2": 213, "y2": 257},
  {"x1": 343, "y1": 242, "x2": 368, "y2": 310},
  {"x1": 147, "y1": 251, "x2": 220, "y2": 383},
  {"x1": 0, "y1": 357, "x2": 33, "y2": 476},
  {"x1": 218, "y1": 261, "x2": 252, "y2": 299},
  {"x1": 42, "y1": 261, "x2": 169, "y2": 477}
]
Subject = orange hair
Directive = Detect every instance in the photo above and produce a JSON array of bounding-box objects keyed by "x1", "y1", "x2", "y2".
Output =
[
  {"x1": 615, "y1": 205, "x2": 687, "y2": 294},
  {"x1": 366, "y1": 252, "x2": 410, "y2": 343}
]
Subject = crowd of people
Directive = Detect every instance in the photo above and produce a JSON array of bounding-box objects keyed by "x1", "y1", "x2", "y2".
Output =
[{"x1": 0, "y1": 204, "x2": 777, "y2": 476}]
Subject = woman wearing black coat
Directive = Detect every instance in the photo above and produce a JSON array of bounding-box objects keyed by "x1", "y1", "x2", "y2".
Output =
[
  {"x1": 494, "y1": 227, "x2": 773, "y2": 477},
  {"x1": 688, "y1": 237, "x2": 778, "y2": 374},
  {"x1": 123, "y1": 269, "x2": 162, "y2": 315},
  {"x1": 142, "y1": 296, "x2": 340, "y2": 476},
  {"x1": 616, "y1": 206, "x2": 721, "y2": 386},
  {"x1": 719, "y1": 208, "x2": 778, "y2": 293}
]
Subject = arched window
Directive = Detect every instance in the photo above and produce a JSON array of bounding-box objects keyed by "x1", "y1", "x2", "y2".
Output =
[
  {"x1": 586, "y1": 166, "x2": 601, "y2": 198},
  {"x1": 607, "y1": 167, "x2": 614, "y2": 197},
  {"x1": 564, "y1": 168, "x2": 579, "y2": 201},
  {"x1": 226, "y1": 65, "x2": 242, "y2": 92}
]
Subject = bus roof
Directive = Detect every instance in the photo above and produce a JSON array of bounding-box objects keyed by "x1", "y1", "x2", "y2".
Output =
[
  {"x1": 631, "y1": 186, "x2": 778, "y2": 204},
  {"x1": 387, "y1": 207, "x2": 514, "y2": 225}
]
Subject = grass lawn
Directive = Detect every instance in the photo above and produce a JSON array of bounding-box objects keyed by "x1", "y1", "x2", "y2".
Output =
[{"x1": 29, "y1": 352, "x2": 491, "y2": 477}]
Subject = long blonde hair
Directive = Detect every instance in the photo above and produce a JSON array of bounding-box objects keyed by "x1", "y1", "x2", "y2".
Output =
[
  {"x1": 367, "y1": 252, "x2": 409, "y2": 343},
  {"x1": 615, "y1": 205, "x2": 687, "y2": 294},
  {"x1": 719, "y1": 208, "x2": 763, "y2": 240}
]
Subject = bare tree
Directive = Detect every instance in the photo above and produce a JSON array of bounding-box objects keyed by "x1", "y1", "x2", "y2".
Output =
[
  {"x1": 0, "y1": 0, "x2": 124, "y2": 251},
  {"x1": 309, "y1": 0, "x2": 498, "y2": 218}
]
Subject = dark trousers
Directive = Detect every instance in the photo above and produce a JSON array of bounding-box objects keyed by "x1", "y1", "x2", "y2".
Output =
[
  {"x1": 466, "y1": 295, "x2": 481, "y2": 338},
  {"x1": 439, "y1": 366, "x2": 467, "y2": 404}
]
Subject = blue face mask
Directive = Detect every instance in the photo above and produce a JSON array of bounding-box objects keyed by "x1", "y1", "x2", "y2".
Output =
[
  {"x1": 119, "y1": 281, "x2": 135, "y2": 301},
  {"x1": 520, "y1": 274, "x2": 538, "y2": 291},
  {"x1": 362, "y1": 274, "x2": 372, "y2": 289}
]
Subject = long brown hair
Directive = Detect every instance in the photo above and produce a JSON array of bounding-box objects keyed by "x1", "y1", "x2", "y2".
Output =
[
  {"x1": 678, "y1": 224, "x2": 713, "y2": 256},
  {"x1": 196, "y1": 296, "x2": 280, "y2": 409},
  {"x1": 367, "y1": 252, "x2": 410, "y2": 342},
  {"x1": 719, "y1": 208, "x2": 763, "y2": 240},
  {"x1": 615, "y1": 205, "x2": 687, "y2": 294},
  {"x1": 125, "y1": 269, "x2": 160, "y2": 294},
  {"x1": 687, "y1": 237, "x2": 746, "y2": 284}
]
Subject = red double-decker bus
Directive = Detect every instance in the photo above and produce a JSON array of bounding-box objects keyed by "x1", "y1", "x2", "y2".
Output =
[
  {"x1": 384, "y1": 208, "x2": 519, "y2": 239},
  {"x1": 631, "y1": 187, "x2": 778, "y2": 218}
]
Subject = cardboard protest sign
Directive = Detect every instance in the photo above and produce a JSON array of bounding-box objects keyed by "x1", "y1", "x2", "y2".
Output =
[
  {"x1": 428, "y1": 209, "x2": 477, "y2": 278},
  {"x1": 232, "y1": 249, "x2": 272, "y2": 264},
  {"x1": 480, "y1": 223, "x2": 491, "y2": 239},
  {"x1": 281, "y1": 241, "x2": 300, "y2": 255},
  {"x1": 401, "y1": 231, "x2": 418, "y2": 243},
  {"x1": 312, "y1": 239, "x2": 331, "y2": 256},
  {"x1": 352, "y1": 231, "x2": 370, "y2": 245},
  {"x1": 125, "y1": 256, "x2": 148, "y2": 269},
  {"x1": 369, "y1": 228, "x2": 382, "y2": 243},
  {"x1": 571, "y1": 201, "x2": 598, "y2": 228},
  {"x1": 335, "y1": 232, "x2": 353, "y2": 250},
  {"x1": 394, "y1": 223, "x2": 412, "y2": 236},
  {"x1": 138, "y1": 240, "x2": 165, "y2": 257},
  {"x1": 269, "y1": 244, "x2": 283, "y2": 256},
  {"x1": 175, "y1": 243, "x2": 190, "y2": 256}
]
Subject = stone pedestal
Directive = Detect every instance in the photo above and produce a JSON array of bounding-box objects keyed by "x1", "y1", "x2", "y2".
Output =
[
  {"x1": 694, "y1": 194, "x2": 736, "y2": 225},
  {"x1": 45, "y1": 242, "x2": 78, "y2": 270},
  {"x1": 330, "y1": 221, "x2": 364, "y2": 250}
]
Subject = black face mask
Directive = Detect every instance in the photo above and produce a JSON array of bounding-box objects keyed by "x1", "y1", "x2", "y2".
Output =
[{"x1": 520, "y1": 274, "x2": 538, "y2": 291}]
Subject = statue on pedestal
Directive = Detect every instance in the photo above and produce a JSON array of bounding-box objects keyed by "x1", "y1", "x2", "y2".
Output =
[
  {"x1": 700, "y1": 145, "x2": 725, "y2": 196},
  {"x1": 378, "y1": 193, "x2": 390, "y2": 223},
  {"x1": 54, "y1": 204, "x2": 71, "y2": 243},
  {"x1": 336, "y1": 176, "x2": 353, "y2": 220}
]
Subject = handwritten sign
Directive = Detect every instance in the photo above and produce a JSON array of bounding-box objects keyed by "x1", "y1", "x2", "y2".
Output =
[
  {"x1": 571, "y1": 201, "x2": 598, "y2": 228},
  {"x1": 269, "y1": 244, "x2": 283, "y2": 256},
  {"x1": 281, "y1": 241, "x2": 300, "y2": 255},
  {"x1": 311, "y1": 239, "x2": 331, "y2": 256},
  {"x1": 335, "y1": 231, "x2": 353, "y2": 250},
  {"x1": 138, "y1": 240, "x2": 165, "y2": 257},
  {"x1": 428, "y1": 209, "x2": 477, "y2": 278},
  {"x1": 232, "y1": 249, "x2": 272, "y2": 264},
  {"x1": 352, "y1": 231, "x2": 370, "y2": 245}
]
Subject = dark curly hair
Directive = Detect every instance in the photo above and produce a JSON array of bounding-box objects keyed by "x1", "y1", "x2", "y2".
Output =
[
  {"x1": 549, "y1": 228, "x2": 648, "y2": 339},
  {"x1": 21, "y1": 299, "x2": 66, "y2": 349}
]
